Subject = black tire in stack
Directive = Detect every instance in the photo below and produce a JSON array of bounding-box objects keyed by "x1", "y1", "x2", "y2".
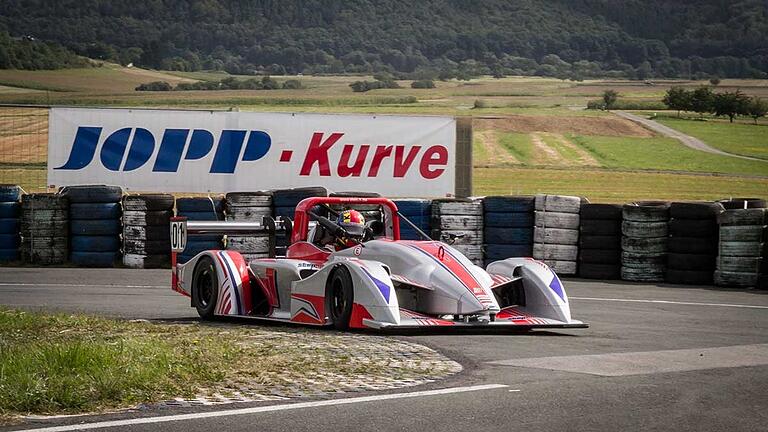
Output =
[
  {"x1": 714, "y1": 207, "x2": 766, "y2": 288},
  {"x1": 482, "y1": 196, "x2": 534, "y2": 267},
  {"x1": 393, "y1": 199, "x2": 432, "y2": 240},
  {"x1": 533, "y1": 194, "x2": 582, "y2": 275},
  {"x1": 20, "y1": 193, "x2": 69, "y2": 265},
  {"x1": 718, "y1": 198, "x2": 767, "y2": 289},
  {"x1": 665, "y1": 202, "x2": 723, "y2": 285},
  {"x1": 431, "y1": 198, "x2": 484, "y2": 265},
  {"x1": 62, "y1": 185, "x2": 123, "y2": 267},
  {"x1": 0, "y1": 185, "x2": 21, "y2": 262},
  {"x1": 122, "y1": 194, "x2": 174, "y2": 268},
  {"x1": 272, "y1": 187, "x2": 328, "y2": 253},
  {"x1": 578, "y1": 204, "x2": 622, "y2": 279},
  {"x1": 621, "y1": 201, "x2": 669, "y2": 282},
  {"x1": 225, "y1": 192, "x2": 273, "y2": 260},
  {"x1": 176, "y1": 197, "x2": 224, "y2": 264}
]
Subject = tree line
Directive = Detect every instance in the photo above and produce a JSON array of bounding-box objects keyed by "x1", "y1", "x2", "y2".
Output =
[
  {"x1": 136, "y1": 76, "x2": 302, "y2": 91},
  {"x1": 662, "y1": 87, "x2": 767, "y2": 123},
  {"x1": 0, "y1": 0, "x2": 765, "y2": 78},
  {"x1": 0, "y1": 31, "x2": 89, "y2": 70}
]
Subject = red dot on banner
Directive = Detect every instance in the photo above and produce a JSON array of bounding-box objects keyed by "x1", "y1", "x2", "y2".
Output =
[{"x1": 280, "y1": 150, "x2": 293, "y2": 162}]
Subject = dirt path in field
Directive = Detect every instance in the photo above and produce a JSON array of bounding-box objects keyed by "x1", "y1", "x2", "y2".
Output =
[
  {"x1": 476, "y1": 114, "x2": 653, "y2": 137},
  {"x1": 530, "y1": 133, "x2": 567, "y2": 165},
  {"x1": 615, "y1": 111, "x2": 768, "y2": 162},
  {"x1": 475, "y1": 129, "x2": 519, "y2": 164},
  {"x1": 550, "y1": 133, "x2": 601, "y2": 166}
]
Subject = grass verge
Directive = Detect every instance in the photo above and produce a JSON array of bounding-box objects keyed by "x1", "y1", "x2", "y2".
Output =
[
  {"x1": 0, "y1": 308, "x2": 452, "y2": 422},
  {"x1": 655, "y1": 117, "x2": 768, "y2": 161}
]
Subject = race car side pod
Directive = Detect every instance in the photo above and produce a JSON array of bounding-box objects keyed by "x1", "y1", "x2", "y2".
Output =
[{"x1": 170, "y1": 215, "x2": 285, "y2": 295}]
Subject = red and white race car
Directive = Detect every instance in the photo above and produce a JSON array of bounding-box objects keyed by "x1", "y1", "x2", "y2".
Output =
[{"x1": 170, "y1": 197, "x2": 587, "y2": 330}]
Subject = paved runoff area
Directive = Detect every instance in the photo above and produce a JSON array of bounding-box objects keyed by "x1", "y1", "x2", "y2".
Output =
[{"x1": 1, "y1": 267, "x2": 767, "y2": 432}]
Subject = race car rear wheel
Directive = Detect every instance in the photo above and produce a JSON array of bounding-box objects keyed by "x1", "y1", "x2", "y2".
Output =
[
  {"x1": 326, "y1": 266, "x2": 354, "y2": 330},
  {"x1": 193, "y1": 256, "x2": 219, "y2": 319}
]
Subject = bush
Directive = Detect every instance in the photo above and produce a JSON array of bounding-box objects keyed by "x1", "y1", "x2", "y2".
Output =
[
  {"x1": 349, "y1": 79, "x2": 399, "y2": 92},
  {"x1": 473, "y1": 99, "x2": 488, "y2": 109},
  {"x1": 282, "y1": 79, "x2": 303, "y2": 89},
  {"x1": 135, "y1": 81, "x2": 172, "y2": 91},
  {"x1": 411, "y1": 79, "x2": 435, "y2": 89}
]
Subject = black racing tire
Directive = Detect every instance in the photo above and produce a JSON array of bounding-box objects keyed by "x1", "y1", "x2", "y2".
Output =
[
  {"x1": 393, "y1": 199, "x2": 432, "y2": 216},
  {"x1": 21, "y1": 193, "x2": 68, "y2": 210},
  {"x1": 621, "y1": 251, "x2": 666, "y2": 268},
  {"x1": 622, "y1": 221, "x2": 668, "y2": 238},
  {"x1": 70, "y1": 219, "x2": 121, "y2": 236},
  {"x1": 193, "y1": 256, "x2": 219, "y2": 319},
  {"x1": 226, "y1": 206, "x2": 272, "y2": 221},
  {"x1": 621, "y1": 266, "x2": 665, "y2": 282},
  {"x1": 0, "y1": 185, "x2": 22, "y2": 202},
  {"x1": 579, "y1": 203, "x2": 622, "y2": 220},
  {"x1": 123, "y1": 194, "x2": 175, "y2": 211},
  {"x1": 579, "y1": 248, "x2": 620, "y2": 265},
  {"x1": 70, "y1": 203, "x2": 121, "y2": 220},
  {"x1": 714, "y1": 270, "x2": 758, "y2": 288},
  {"x1": 122, "y1": 225, "x2": 171, "y2": 240},
  {"x1": 580, "y1": 235, "x2": 621, "y2": 250},
  {"x1": 0, "y1": 202, "x2": 19, "y2": 218},
  {"x1": 533, "y1": 227, "x2": 578, "y2": 245},
  {"x1": 667, "y1": 253, "x2": 715, "y2": 271},
  {"x1": 326, "y1": 265, "x2": 354, "y2": 330},
  {"x1": 484, "y1": 243, "x2": 533, "y2": 259},
  {"x1": 272, "y1": 187, "x2": 328, "y2": 208},
  {"x1": 483, "y1": 196, "x2": 535, "y2": 213},
  {"x1": 668, "y1": 219, "x2": 717, "y2": 237},
  {"x1": 123, "y1": 210, "x2": 173, "y2": 226},
  {"x1": 716, "y1": 256, "x2": 761, "y2": 273},
  {"x1": 71, "y1": 235, "x2": 120, "y2": 252},
  {"x1": 668, "y1": 236, "x2": 718, "y2": 254},
  {"x1": 225, "y1": 191, "x2": 273, "y2": 207},
  {"x1": 534, "y1": 211, "x2": 580, "y2": 229},
  {"x1": 621, "y1": 236, "x2": 667, "y2": 254},
  {"x1": 718, "y1": 198, "x2": 767, "y2": 210},
  {"x1": 483, "y1": 227, "x2": 532, "y2": 245},
  {"x1": 717, "y1": 209, "x2": 766, "y2": 226},
  {"x1": 60, "y1": 185, "x2": 123, "y2": 203},
  {"x1": 176, "y1": 197, "x2": 225, "y2": 213},
  {"x1": 0, "y1": 218, "x2": 19, "y2": 234},
  {"x1": 669, "y1": 202, "x2": 723, "y2": 220},
  {"x1": 534, "y1": 194, "x2": 583, "y2": 214},
  {"x1": 578, "y1": 263, "x2": 621, "y2": 279},
  {"x1": 433, "y1": 215, "x2": 483, "y2": 230},
  {"x1": 665, "y1": 269, "x2": 713, "y2": 285},
  {"x1": 580, "y1": 219, "x2": 621, "y2": 236},
  {"x1": 719, "y1": 226, "x2": 765, "y2": 242},
  {"x1": 622, "y1": 202, "x2": 670, "y2": 222},
  {"x1": 432, "y1": 199, "x2": 483, "y2": 217},
  {"x1": 533, "y1": 243, "x2": 578, "y2": 261},
  {"x1": 70, "y1": 251, "x2": 120, "y2": 268},
  {"x1": 718, "y1": 241, "x2": 763, "y2": 257}
]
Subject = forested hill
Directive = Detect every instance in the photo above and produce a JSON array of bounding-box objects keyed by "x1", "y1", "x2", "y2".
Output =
[{"x1": 0, "y1": 0, "x2": 766, "y2": 78}]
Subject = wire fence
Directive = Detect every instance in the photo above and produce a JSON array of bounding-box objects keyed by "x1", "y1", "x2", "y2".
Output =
[{"x1": 0, "y1": 105, "x2": 49, "y2": 192}]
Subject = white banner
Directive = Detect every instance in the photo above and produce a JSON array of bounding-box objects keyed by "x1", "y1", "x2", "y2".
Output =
[{"x1": 48, "y1": 108, "x2": 456, "y2": 197}]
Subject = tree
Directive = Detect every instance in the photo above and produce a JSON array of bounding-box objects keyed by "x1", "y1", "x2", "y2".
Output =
[
  {"x1": 712, "y1": 90, "x2": 751, "y2": 123},
  {"x1": 411, "y1": 79, "x2": 435, "y2": 89},
  {"x1": 747, "y1": 97, "x2": 768, "y2": 125},
  {"x1": 709, "y1": 77, "x2": 721, "y2": 86},
  {"x1": 689, "y1": 87, "x2": 714, "y2": 118},
  {"x1": 602, "y1": 90, "x2": 619, "y2": 110},
  {"x1": 662, "y1": 87, "x2": 691, "y2": 117}
]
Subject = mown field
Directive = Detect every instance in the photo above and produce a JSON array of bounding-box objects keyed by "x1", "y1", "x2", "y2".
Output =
[{"x1": 0, "y1": 65, "x2": 766, "y2": 201}]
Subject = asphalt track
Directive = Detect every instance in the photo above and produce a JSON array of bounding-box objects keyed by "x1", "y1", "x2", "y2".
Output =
[{"x1": 1, "y1": 267, "x2": 767, "y2": 432}]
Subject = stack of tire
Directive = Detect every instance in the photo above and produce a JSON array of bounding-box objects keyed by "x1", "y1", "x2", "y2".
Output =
[
  {"x1": 431, "y1": 198, "x2": 483, "y2": 265},
  {"x1": 20, "y1": 193, "x2": 69, "y2": 265},
  {"x1": 578, "y1": 204, "x2": 623, "y2": 279},
  {"x1": 272, "y1": 187, "x2": 328, "y2": 252},
  {"x1": 63, "y1": 185, "x2": 123, "y2": 267},
  {"x1": 621, "y1": 201, "x2": 669, "y2": 282},
  {"x1": 394, "y1": 199, "x2": 432, "y2": 240},
  {"x1": 122, "y1": 194, "x2": 174, "y2": 268},
  {"x1": 482, "y1": 196, "x2": 534, "y2": 268},
  {"x1": 0, "y1": 185, "x2": 22, "y2": 262},
  {"x1": 225, "y1": 192, "x2": 273, "y2": 260},
  {"x1": 176, "y1": 197, "x2": 224, "y2": 264},
  {"x1": 533, "y1": 194, "x2": 582, "y2": 275},
  {"x1": 714, "y1": 198, "x2": 766, "y2": 288},
  {"x1": 665, "y1": 202, "x2": 722, "y2": 285}
]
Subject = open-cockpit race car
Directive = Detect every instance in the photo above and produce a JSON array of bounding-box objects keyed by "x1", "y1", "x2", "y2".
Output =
[{"x1": 170, "y1": 197, "x2": 587, "y2": 330}]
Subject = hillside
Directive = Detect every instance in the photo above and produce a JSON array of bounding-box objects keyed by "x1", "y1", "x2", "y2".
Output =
[{"x1": 0, "y1": 0, "x2": 766, "y2": 78}]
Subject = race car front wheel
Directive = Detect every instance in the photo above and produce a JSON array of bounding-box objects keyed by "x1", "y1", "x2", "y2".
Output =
[
  {"x1": 327, "y1": 266, "x2": 354, "y2": 330},
  {"x1": 193, "y1": 256, "x2": 219, "y2": 319}
]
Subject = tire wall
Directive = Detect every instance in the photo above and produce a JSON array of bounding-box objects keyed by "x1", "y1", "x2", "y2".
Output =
[
  {"x1": 63, "y1": 185, "x2": 123, "y2": 268},
  {"x1": 431, "y1": 198, "x2": 484, "y2": 266},
  {"x1": 393, "y1": 199, "x2": 432, "y2": 240},
  {"x1": 665, "y1": 202, "x2": 722, "y2": 285},
  {"x1": 0, "y1": 185, "x2": 22, "y2": 262},
  {"x1": 482, "y1": 196, "x2": 534, "y2": 268},
  {"x1": 20, "y1": 193, "x2": 69, "y2": 265},
  {"x1": 225, "y1": 192, "x2": 273, "y2": 260},
  {"x1": 122, "y1": 194, "x2": 174, "y2": 268},
  {"x1": 177, "y1": 197, "x2": 225, "y2": 264},
  {"x1": 532, "y1": 194, "x2": 584, "y2": 275},
  {"x1": 715, "y1": 206, "x2": 766, "y2": 288}
]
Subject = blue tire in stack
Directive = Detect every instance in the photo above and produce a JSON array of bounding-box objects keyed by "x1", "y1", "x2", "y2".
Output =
[
  {"x1": 0, "y1": 185, "x2": 22, "y2": 262},
  {"x1": 394, "y1": 199, "x2": 432, "y2": 240},
  {"x1": 176, "y1": 197, "x2": 224, "y2": 263},
  {"x1": 483, "y1": 196, "x2": 534, "y2": 268},
  {"x1": 62, "y1": 185, "x2": 123, "y2": 267}
]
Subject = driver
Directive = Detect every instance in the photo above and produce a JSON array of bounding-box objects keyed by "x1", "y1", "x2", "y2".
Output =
[{"x1": 334, "y1": 209, "x2": 366, "y2": 250}]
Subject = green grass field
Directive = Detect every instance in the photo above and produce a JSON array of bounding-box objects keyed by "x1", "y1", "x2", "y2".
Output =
[{"x1": 655, "y1": 117, "x2": 768, "y2": 160}]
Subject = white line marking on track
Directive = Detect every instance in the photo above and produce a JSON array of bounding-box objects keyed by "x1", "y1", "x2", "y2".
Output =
[
  {"x1": 15, "y1": 384, "x2": 508, "y2": 432},
  {"x1": 570, "y1": 296, "x2": 768, "y2": 310},
  {"x1": 0, "y1": 282, "x2": 166, "y2": 289}
]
